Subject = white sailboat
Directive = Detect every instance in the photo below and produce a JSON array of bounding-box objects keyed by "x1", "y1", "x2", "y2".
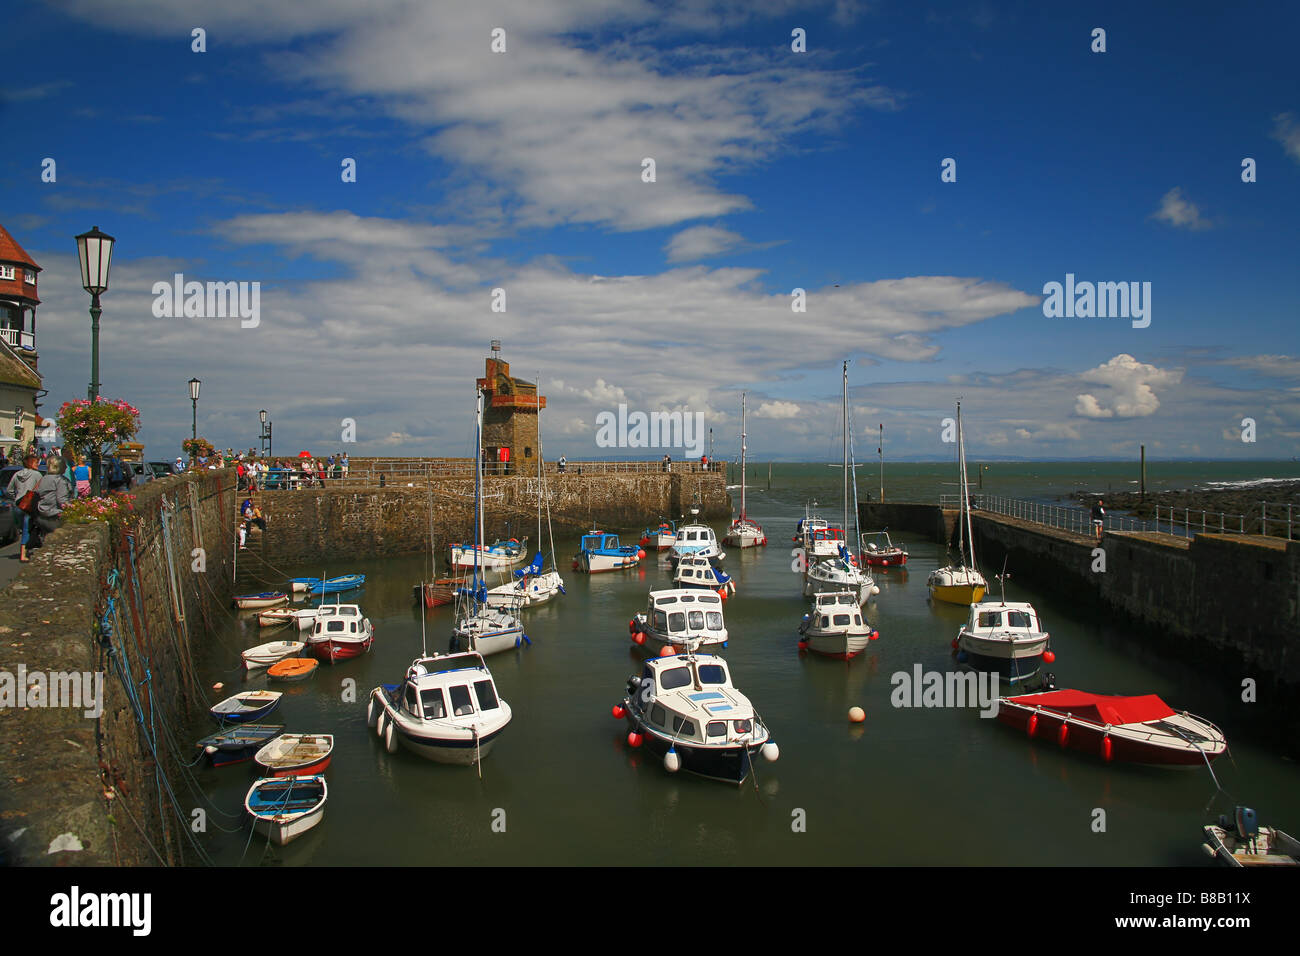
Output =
[
  {"x1": 723, "y1": 392, "x2": 766, "y2": 548},
  {"x1": 803, "y1": 361, "x2": 879, "y2": 607},
  {"x1": 927, "y1": 401, "x2": 987, "y2": 605},
  {"x1": 454, "y1": 387, "x2": 529, "y2": 655},
  {"x1": 487, "y1": 375, "x2": 565, "y2": 609}
]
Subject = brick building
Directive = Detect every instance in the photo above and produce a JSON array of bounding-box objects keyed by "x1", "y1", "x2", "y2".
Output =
[{"x1": 476, "y1": 352, "x2": 545, "y2": 473}]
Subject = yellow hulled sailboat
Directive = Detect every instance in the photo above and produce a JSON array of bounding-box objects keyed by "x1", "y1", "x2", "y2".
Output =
[{"x1": 928, "y1": 401, "x2": 987, "y2": 605}]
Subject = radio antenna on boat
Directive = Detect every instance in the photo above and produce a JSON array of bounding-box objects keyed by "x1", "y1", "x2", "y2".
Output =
[{"x1": 995, "y1": 557, "x2": 1010, "y2": 604}]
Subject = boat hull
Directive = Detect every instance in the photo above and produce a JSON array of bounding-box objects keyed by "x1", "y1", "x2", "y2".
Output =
[
  {"x1": 245, "y1": 776, "x2": 327, "y2": 846},
  {"x1": 801, "y1": 628, "x2": 875, "y2": 660},
  {"x1": 929, "y1": 582, "x2": 986, "y2": 605},
  {"x1": 578, "y1": 551, "x2": 640, "y2": 573},
  {"x1": 861, "y1": 550, "x2": 907, "y2": 567},
  {"x1": 307, "y1": 634, "x2": 374, "y2": 664},
  {"x1": 372, "y1": 688, "x2": 510, "y2": 766},
  {"x1": 623, "y1": 711, "x2": 763, "y2": 785},
  {"x1": 997, "y1": 701, "x2": 1224, "y2": 766}
]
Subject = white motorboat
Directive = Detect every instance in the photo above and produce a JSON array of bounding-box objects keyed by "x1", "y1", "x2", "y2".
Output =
[
  {"x1": 798, "y1": 591, "x2": 879, "y2": 660},
  {"x1": 241, "y1": 640, "x2": 306, "y2": 669},
  {"x1": 630, "y1": 588, "x2": 728, "y2": 653},
  {"x1": 928, "y1": 400, "x2": 987, "y2": 605},
  {"x1": 667, "y1": 509, "x2": 725, "y2": 565},
  {"x1": 722, "y1": 393, "x2": 767, "y2": 549},
  {"x1": 956, "y1": 590, "x2": 1051, "y2": 686},
  {"x1": 672, "y1": 554, "x2": 735, "y2": 596},
  {"x1": 257, "y1": 607, "x2": 319, "y2": 631},
  {"x1": 793, "y1": 505, "x2": 845, "y2": 561},
  {"x1": 803, "y1": 545, "x2": 878, "y2": 606},
  {"x1": 616, "y1": 644, "x2": 778, "y2": 785},
  {"x1": 245, "y1": 775, "x2": 327, "y2": 846},
  {"x1": 367, "y1": 651, "x2": 512, "y2": 766},
  {"x1": 305, "y1": 603, "x2": 374, "y2": 663}
]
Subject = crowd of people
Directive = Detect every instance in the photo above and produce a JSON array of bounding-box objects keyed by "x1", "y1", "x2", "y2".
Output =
[{"x1": 186, "y1": 448, "x2": 351, "y2": 491}]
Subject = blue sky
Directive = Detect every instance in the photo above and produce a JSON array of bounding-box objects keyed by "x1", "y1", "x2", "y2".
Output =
[{"x1": 3, "y1": 0, "x2": 1298, "y2": 461}]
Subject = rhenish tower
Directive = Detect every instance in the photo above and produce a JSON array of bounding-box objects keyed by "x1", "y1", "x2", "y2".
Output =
[{"x1": 477, "y1": 340, "x2": 544, "y2": 473}]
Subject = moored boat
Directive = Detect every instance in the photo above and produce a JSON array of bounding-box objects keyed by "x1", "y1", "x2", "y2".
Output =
[
  {"x1": 305, "y1": 604, "x2": 374, "y2": 663},
  {"x1": 449, "y1": 539, "x2": 527, "y2": 571},
  {"x1": 258, "y1": 607, "x2": 319, "y2": 631},
  {"x1": 1202, "y1": 807, "x2": 1299, "y2": 866},
  {"x1": 415, "y1": 577, "x2": 469, "y2": 608},
  {"x1": 798, "y1": 591, "x2": 879, "y2": 660},
  {"x1": 667, "y1": 510, "x2": 725, "y2": 566},
  {"x1": 859, "y1": 530, "x2": 908, "y2": 567},
  {"x1": 722, "y1": 393, "x2": 767, "y2": 549},
  {"x1": 672, "y1": 554, "x2": 735, "y2": 597},
  {"x1": 997, "y1": 689, "x2": 1228, "y2": 765},
  {"x1": 955, "y1": 597, "x2": 1051, "y2": 686},
  {"x1": 267, "y1": 657, "x2": 319, "y2": 682},
  {"x1": 308, "y1": 573, "x2": 365, "y2": 595},
  {"x1": 639, "y1": 520, "x2": 677, "y2": 552},
  {"x1": 245, "y1": 774, "x2": 327, "y2": 846},
  {"x1": 196, "y1": 724, "x2": 284, "y2": 767},
  {"x1": 616, "y1": 644, "x2": 778, "y2": 785},
  {"x1": 630, "y1": 588, "x2": 728, "y2": 653},
  {"x1": 486, "y1": 553, "x2": 566, "y2": 609},
  {"x1": 241, "y1": 640, "x2": 306, "y2": 668},
  {"x1": 233, "y1": 591, "x2": 289, "y2": 610},
  {"x1": 210, "y1": 689, "x2": 283, "y2": 723},
  {"x1": 575, "y1": 530, "x2": 643, "y2": 573},
  {"x1": 928, "y1": 401, "x2": 986, "y2": 605},
  {"x1": 367, "y1": 651, "x2": 512, "y2": 766},
  {"x1": 254, "y1": 733, "x2": 334, "y2": 777}
]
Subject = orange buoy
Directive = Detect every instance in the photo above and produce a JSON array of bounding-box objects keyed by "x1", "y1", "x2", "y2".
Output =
[
  {"x1": 612, "y1": 704, "x2": 625, "y2": 719},
  {"x1": 627, "y1": 732, "x2": 643, "y2": 748},
  {"x1": 628, "y1": 619, "x2": 636, "y2": 634},
  {"x1": 848, "y1": 706, "x2": 866, "y2": 723},
  {"x1": 1057, "y1": 722, "x2": 1070, "y2": 747},
  {"x1": 633, "y1": 631, "x2": 646, "y2": 645},
  {"x1": 868, "y1": 630, "x2": 880, "y2": 641},
  {"x1": 658, "y1": 645, "x2": 675, "y2": 657}
]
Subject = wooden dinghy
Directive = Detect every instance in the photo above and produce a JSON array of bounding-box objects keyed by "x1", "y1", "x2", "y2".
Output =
[
  {"x1": 210, "y1": 689, "x2": 283, "y2": 723},
  {"x1": 196, "y1": 724, "x2": 284, "y2": 767},
  {"x1": 267, "y1": 657, "x2": 318, "y2": 682},
  {"x1": 242, "y1": 640, "x2": 306, "y2": 668},
  {"x1": 259, "y1": 608, "x2": 320, "y2": 630},
  {"x1": 234, "y1": 591, "x2": 289, "y2": 610},
  {"x1": 245, "y1": 775, "x2": 327, "y2": 846},
  {"x1": 254, "y1": 733, "x2": 334, "y2": 776},
  {"x1": 1203, "y1": 807, "x2": 1299, "y2": 867}
]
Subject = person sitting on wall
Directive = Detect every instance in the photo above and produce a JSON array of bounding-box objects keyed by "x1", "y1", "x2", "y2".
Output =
[{"x1": 239, "y1": 497, "x2": 267, "y2": 549}]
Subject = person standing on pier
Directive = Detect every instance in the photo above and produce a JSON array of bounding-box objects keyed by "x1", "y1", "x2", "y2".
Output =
[{"x1": 1091, "y1": 499, "x2": 1106, "y2": 541}]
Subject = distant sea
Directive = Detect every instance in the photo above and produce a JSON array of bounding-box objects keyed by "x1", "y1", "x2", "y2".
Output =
[{"x1": 722, "y1": 460, "x2": 1300, "y2": 507}]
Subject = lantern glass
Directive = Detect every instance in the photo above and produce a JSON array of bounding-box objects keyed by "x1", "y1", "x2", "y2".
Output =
[
  {"x1": 75, "y1": 226, "x2": 115, "y2": 295},
  {"x1": 189, "y1": 378, "x2": 201, "y2": 401},
  {"x1": 260, "y1": 409, "x2": 267, "y2": 424}
]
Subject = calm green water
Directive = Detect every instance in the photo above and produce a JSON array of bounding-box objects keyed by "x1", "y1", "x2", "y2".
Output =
[{"x1": 193, "y1": 463, "x2": 1300, "y2": 866}]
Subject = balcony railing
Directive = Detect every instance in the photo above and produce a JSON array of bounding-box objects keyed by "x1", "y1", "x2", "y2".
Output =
[{"x1": 0, "y1": 328, "x2": 35, "y2": 350}]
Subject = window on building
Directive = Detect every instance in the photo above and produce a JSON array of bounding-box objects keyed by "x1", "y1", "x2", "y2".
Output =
[
  {"x1": 24, "y1": 270, "x2": 35, "y2": 284},
  {"x1": 0, "y1": 266, "x2": 14, "y2": 280}
]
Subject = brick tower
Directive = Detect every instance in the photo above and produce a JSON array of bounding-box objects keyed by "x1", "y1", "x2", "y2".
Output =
[{"x1": 477, "y1": 341, "x2": 545, "y2": 474}]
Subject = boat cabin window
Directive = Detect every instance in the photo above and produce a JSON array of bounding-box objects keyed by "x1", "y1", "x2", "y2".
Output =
[
  {"x1": 659, "y1": 666, "x2": 691, "y2": 690},
  {"x1": 688, "y1": 610, "x2": 704, "y2": 629},
  {"x1": 833, "y1": 613, "x2": 851, "y2": 626},
  {"x1": 706, "y1": 720, "x2": 726, "y2": 738},
  {"x1": 1006, "y1": 611, "x2": 1032, "y2": 628},
  {"x1": 705, "y1": 611, "x2": 723, "y2": 630},
  {"x1": 350, "y1": 622, "x2": 357, "y2": 633},
  {"x1": 653, "y1": 610, "x2": 667, "y2": 631},
  {"x1": 474, "y1": 680, "x2": 499, "y2": 711},
  {"x1": 449, "y1": 685, "x2": 475, "y2": 717},
  {"x1": 668, "y1": 612, "x2": 686, "y2": 632},
  {"x1": 697, "y1": 664, "x2": 727, "y2": 684},
  {"x1": 404, "y1": 684, "x2": 419, "y2": 715},
  {"x1": 671, "y1": 716, "x2": 696, "y2": 736},
  {"x1": 420, "y1": 688, "x2": 447, "y2": 719},
  {"x1": 327, "y1": 620, "x2": 345, "y2": 632},
  {"x1": 651, "y1": 704, "x2": 667, "y2": 726},
  {"x1": 820, "y1": 616, "x2": 830, "y2": 627},
  {"x1": 733, "y1": 719, "x2": 752, "y2": 734},
  {"x1": 978, "y1": 611, "x2": 1001, "y2": 627},
  {"x1": 853, "y1": 615, "x2": 862, "y2": 626}
]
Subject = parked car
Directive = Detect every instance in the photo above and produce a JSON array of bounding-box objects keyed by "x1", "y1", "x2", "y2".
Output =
[
  {"x1": 98, "y1": 460, "x2": 153, "y2": 490},
  {"x1": 147, "y1": 460, "x2": 178, "y2": 479}
]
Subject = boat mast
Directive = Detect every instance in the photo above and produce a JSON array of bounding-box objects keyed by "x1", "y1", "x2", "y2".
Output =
[
  {"x1": 740, "y1": 391, "x2": 747, "y2": 519},
  {"x1": 841, "y1": 360, "x2": 849, "y2": 538},
  {"x1": 848, "y1": 391, "x2": 862, "y2": 555},
  {"x1": 475, "y1": 385, "x2": 484, "y2": 599},
  {"x1": 955, "y1": 401, "x2": 966, "y2": 568},
  {"x1": 956, "y1": 401, "x2": 977, "y2": 570}
]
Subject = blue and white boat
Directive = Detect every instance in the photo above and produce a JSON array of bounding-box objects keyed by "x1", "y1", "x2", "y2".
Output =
[
  {"x1": 367, "y1": 651, "x2": 512, "y2": 766},
  {"x1": 672, "y1": 554, "x2": 735, "y2": 596},
  {"x1": 486, "y1": 552, "x2": 566, "y2": 609},
  {"x1": 308, "y1": 574, "x2": 365, "y2": 595},
  {"x1": 196, "y1": 724, "x2": 284, "y2": 767},
  {"x1": 245, "y1": 774, "x2": 327, "y2": 846},
  {"x1": 210, "y1": 690, "x2": 283, "y2": 724},
  {"x1": 667, "y1": 508, "x2": 725, "y2": 566},
  {"x1": 449, "y1": 539, "x2": 527, "y2": 571},
  {"x1": 639, "y1": 520, "x2": 677, "y2": 552},
  {"x1": 576, "y1": 530, "x2": 643, "y2": 573}
]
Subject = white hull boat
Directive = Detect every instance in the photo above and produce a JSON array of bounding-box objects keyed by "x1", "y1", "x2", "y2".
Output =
[
  {"x1": 631, "y1": 588, "x2": 728, "y2": 653},
  {"x1": 241, "y1": 640, "x2": 306, "y2": 668},
  {"x1": 258, "y1": 608, "x2": 319, "y2": 631},
  {"x1": 956, "y1": 598, "x2": 1051, "y2": 686},
  {"x1": 486, "y1": 568, "x2": 565, "y2": 609},
  {"x1": 245, "y1": 775, "x2": 327, "y2": 845},
  {"x1": 798, "y1": 591, "x2": 878, "y2": 660}
]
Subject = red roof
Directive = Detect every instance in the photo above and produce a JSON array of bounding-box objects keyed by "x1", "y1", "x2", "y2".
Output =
[
  {"x1": 1008, "y1": 690, "x2": 1176, "y2": 726},
  {"x1": 0, "y1": 223, "x2": 40, "y2": 271}
]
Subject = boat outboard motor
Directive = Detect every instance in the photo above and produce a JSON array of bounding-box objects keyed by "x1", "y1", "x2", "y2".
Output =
[
  {"x1": 1235, "y1": 807, "x2": 1259, "y2": 852},
  {"x1": 1041, "y1": 672, "x2": 1057, "y2": 691}
]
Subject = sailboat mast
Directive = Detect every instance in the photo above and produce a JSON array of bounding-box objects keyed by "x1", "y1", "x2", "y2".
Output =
[
  {"x1": 841, "y1": 360, "x2": 849, "y2": 538},
  {"x1": 475, "y1": 386, "x2": 484, "y2": 592},
  {"x1": 740, "y1": 392, "x2": 747, "y2": 518},
  {"x1": 963, "y1": 408, "x2": 978, "y2": 570},
  {"x1": 955, "y1": 401, "x2": 966, "y2": 567},
  {"x1": 536, "y1": 371, "x2": 543, "y2": 552}
]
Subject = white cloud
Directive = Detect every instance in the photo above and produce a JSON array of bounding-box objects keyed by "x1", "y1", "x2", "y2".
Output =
[
  {"x1": 1150, "y1": 187, "x2": 1210, "y2": 230},
  {"x1": 1074, "y1": 354, "x2": 1183, "y2": 419},
  {"x1": 664, "y1": 225, "x2": 744, "y2": 263},
  {"x1": 1272, "y1": 112, "x2": 1300, "y2": 164},
  {"x1": 755, "y1": 401, "x2": 801, "y2": 419},
  {"x1": 1222, "y1": 354, "x2": 1300, "y2": 378}
]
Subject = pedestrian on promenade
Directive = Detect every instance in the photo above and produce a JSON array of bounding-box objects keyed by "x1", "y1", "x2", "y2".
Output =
[
  {"x1": 74, "y1": 456, "x2": 91, "y2": 497},
  {"x1": 1091, "y1": 499, "x2": 1105, "y2": 540},
  {"x1": 30, "y1": 468, "x2": 73, "y2": 550},
  {"x1": 558, "y1": 456, "x2": 566, "y2": 474},
  {"x1": 341, "y1": 453, "x2": 349, "y2": 477},
  {"x1": 7, "y1": 452, "x2": 42, "y2": 562}
]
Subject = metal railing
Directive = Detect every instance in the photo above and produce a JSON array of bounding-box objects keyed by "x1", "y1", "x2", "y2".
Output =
[
  {"x1": 1261, "y1": 501, "x2": 1296, "y2": 540},
  {"x1": 0, "y1": 327, "x2": 35, "y2": 350},
  {"x1": 231, "y1": 459, "x2": 725, "y2": 490},
  {"x1": 940, "y1": 494, "x2": 1158, "y2": 536},
  {"x1": 1153, "y1": 505, "x2": 1246, "y2": 536}
]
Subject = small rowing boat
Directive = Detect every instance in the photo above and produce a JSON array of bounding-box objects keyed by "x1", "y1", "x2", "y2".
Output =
[
  {"x1": 267, "y1": 657, "x2": 319, "y2": 682},
  {"x1": 258, "y1": 607, "x2": 319, "y2": 630},
  {"x1": 309, "y1": 574, "x2": 365, "y2": 595},
  {"x1": 241, "y1": 640, "x2": 306, "y2": 668},
  {"x1": 196, "y1": 724, "x2": 284, "y2": 767},
  {"x1": 245, "y1": 775, "x2": 327, "y2": 846},
  {"x1": 234, "y1": 591, "x2": 289, "y2": 610},
  {"x1": 210, "y1": 690, "x2": 283, "y2": 724},
  {"x1": 1202, "y1": 807, "x2": 1299, "y2": 867},
  {"x1": 254, "y1": 733, "x2": 334, "y2": 777}
]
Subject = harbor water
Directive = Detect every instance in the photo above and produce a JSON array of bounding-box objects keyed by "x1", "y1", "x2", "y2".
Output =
[{"x1": 196, "y1": 464, "x2": 1300, "y2": 865}]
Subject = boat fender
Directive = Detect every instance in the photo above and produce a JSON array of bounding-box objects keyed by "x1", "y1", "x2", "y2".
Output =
[
  {"x1": 637, "y1": 549, "x2": 646, "y2": 560},
  {"x1": 509, "y1": 538, "x2": 518, "y2": 545},
  {"x1": 1201, "y1": 843, "x2": 1219, "y2": 859},
  {"x1": 1026, "y1": 712, "x2": 1038, "y2": 738},
  {"x1": 871, "y1": 585, "x2": 880, "y2": 596},
  {"x1": 868, "y1": 629, "x2": 879, "y2": 641},
  {"x1": 1101, "y1": 732, "x2": 1113, "y2": 762},
  {"x1": 204, "y1": 745, "x2": 218, "y2": 755},
  {"x1": 633, "y1": 631, "x2": 646, "y2": 645},
  {"x1": 1042, "y1": 649, "x2": 1056, "y2": 664},
  {"x1": 628, "y1": 619, "x2": 637, "y2": 634},
  {"x1": 627, "y1": 731, "x2": 643, "y2": 748},
  {"x1": 797, "y1": 640, "x2": 809, "y2": 651},
  {"x1": 1057, "y1": 720, "x2": 1070, "y2": 748},
  {"x1": 761, "y1": 741, "x2": 779, "y2": 762},
  {"x1": 375, "y1": 710, "x2": 388, "y2": 741},
  {"x1": 664, "y1": 748, "x2": 681, "y2": 773},
  {"x1": 612, "y1": 704, "x2": 626, "y2": 719},
  {"x1": 366, "y1": 695, "x2": 379, "y2": 729},
  {"x1": 383, "y1": 717, "x2": 399, "y2": 754},
  {"x1": 627, "y1": 676, "x2": 641, "y2": 694}
]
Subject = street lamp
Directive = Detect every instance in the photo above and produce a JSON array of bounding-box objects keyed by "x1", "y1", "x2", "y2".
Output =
[
  {"x1": 259, "y1": 408, "x2": 272, "y2": 459},
  {"x1": 189, "y1": 378, "x2": 201, "y2": 466},
  {"x1": 76, "y1": 225, "x2": 115, "y2": 494}
]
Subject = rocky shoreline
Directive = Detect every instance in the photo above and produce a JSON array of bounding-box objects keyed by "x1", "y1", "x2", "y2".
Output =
[{"x1": 1071, "y1": 480, "x2": 1300, "y2": 536}]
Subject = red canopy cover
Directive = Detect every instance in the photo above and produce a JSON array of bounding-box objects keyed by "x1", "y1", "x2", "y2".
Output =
[{"x1": 1008, "y1": 690, "x2": 1176, "y2": 726}]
